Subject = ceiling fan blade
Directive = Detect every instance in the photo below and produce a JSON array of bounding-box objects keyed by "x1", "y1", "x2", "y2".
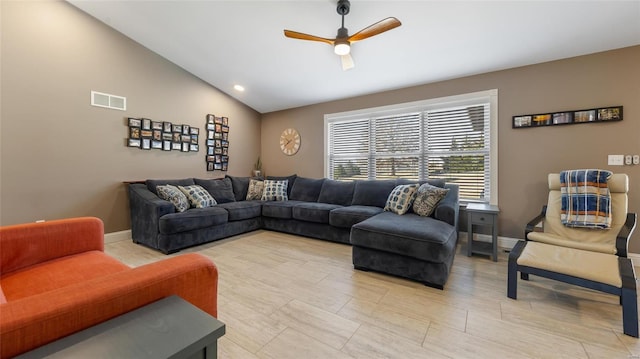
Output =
[
  {"x1": 283, "y1": 30, "x2": 335, "y2": 46},
  {"x1": 341, "y1": 53, "x2": 354, "y2": 71},
  {"x1": 348, "y1": 17, "x2": 402, "y2": 42}
]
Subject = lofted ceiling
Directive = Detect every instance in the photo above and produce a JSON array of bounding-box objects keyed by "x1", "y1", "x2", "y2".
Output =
[{"x1": 68, "y1": 1, "x2": 640, "y2": 114}]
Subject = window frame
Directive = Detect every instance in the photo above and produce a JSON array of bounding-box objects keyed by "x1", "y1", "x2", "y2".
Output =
[{"x1": 324, "y1": 89, "x2": 498, "y2": 205}]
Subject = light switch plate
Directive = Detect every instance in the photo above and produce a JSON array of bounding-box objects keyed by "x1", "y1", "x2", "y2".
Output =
[
  {"x1": 608, "y1": 155, "x2": 624, "y2": 166},
  {"x1": 634, "y1": 155, "x2": 640, "y2": 165},
  {"x1": 625, "y1": 155, "x2": 633, "y2": 165}
]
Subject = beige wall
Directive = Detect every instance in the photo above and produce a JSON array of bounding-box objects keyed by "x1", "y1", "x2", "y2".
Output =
[
  {"x1": 1, "y1": 1, "x2": 261, "y2": 232},
  {"x1": 261, "y1": 46, "x2": 640, "y2": 251}
]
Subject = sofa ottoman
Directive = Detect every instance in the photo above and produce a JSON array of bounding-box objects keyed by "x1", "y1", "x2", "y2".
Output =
[{"x1": 351, "y1": 212, "x2": 458, "y2": 289}]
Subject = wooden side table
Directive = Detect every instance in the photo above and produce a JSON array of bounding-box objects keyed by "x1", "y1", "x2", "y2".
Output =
[
  {"x1": 466, "y1": 203, "x2": 500, "y2": 262},
  {"x1": 17, "y1": 295, "x2": 225, "y2": 359}
]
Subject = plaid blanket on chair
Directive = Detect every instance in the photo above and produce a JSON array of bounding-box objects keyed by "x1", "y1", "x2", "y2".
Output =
[{"x1": 560, "y1": 169, "x2": 612, "y2": 229}]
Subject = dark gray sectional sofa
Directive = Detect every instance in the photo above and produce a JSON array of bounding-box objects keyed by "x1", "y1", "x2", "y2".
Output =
[{"x1": 128, "y1": 174, "x2": 459, "y2": 288}]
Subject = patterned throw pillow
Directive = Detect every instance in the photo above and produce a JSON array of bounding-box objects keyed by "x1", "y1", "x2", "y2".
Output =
[
  {"x1": 384, "y1": 184, "x2": 420, "y2": 215},
  {"x1": 246, "y1": 179, "x2": 265, "y2": 200},
  {"x1": 412, "y1": 183, "x2": 449, "y2": 217},
  {"x1": 261, "y1": 180, "x2": 288, "y2": 201},
  {"x1": 178, "y1": 185, "x2": 217, "y2": 208},
  {"x1": 156, "y1": 185, "x2": 190, "y2": 212}
]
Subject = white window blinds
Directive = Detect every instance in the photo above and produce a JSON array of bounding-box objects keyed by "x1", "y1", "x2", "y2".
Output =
[{"x1": 325, "y1": 90, "x2": 497, "y2": 203}]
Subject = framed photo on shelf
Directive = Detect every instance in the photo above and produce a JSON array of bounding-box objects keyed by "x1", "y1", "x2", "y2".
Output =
[
  {"x1": 598, "y1": 106, "x2": 622, "y2": 121},
  {"x1": 574, "y1": 110, "x2": 595, "y2": 122}
]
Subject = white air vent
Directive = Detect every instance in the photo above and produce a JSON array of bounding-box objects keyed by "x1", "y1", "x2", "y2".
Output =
[{"x1": 91, "y1": 91, "x2": 126, "y2": 111}]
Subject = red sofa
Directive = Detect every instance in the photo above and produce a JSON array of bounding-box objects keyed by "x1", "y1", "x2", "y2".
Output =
[{"x1": 0, "y1": 217, "x2": 218, "y2": 358}]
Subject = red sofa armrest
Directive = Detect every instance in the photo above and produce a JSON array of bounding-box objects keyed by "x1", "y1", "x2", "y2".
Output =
[
  {"x1": 0, "y1": 217, "x2": 104, "y2": 275},
  {"x1": 0, "y1": 253, "x2": 218, "y2": 358}
]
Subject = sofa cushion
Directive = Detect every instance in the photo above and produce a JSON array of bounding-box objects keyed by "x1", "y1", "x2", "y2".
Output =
[
  {"x1": 267, "y1": 174, "x2": 297, "y2": 197},
  {"x1": 351, "y1": 211, "x2": 457, "y2": 263},
  {"x1": 156, "y1": 184, "x2": 190, "y2": 213},
  {"x1": 217, "y1": 201, "x2": 263, "y2": 221},
  {"x1": 146, "y1": 178, "x2": 195, "y2": 195},
  {"x1": 293, "y1": 202, "x2": 343, "y2": 224},
  {"x1": 413, "y1": 183, "x2": 450, "y2": 217},
  {"x1": 0, "y1": 251, "x2": 130, "y2": 301},
  {"x1": 194, "y1": 177, "x2": 236, "y2": 203},
  {"x1": 384, "y1": 184, "x2": 420, "y2": 215},
  {"x1": 261, "y1": 180, "x2": 289, "y2": 201},
  {"x1": 317, "y1": 180, "x2": 355, "y2": 205},
  {"x1": 262, "y1": 200, "x2": 305, "y2": 219},
  {"x1": 178, "y1": 185, "x2": 217, "y2": 208},
  {"x1": 329, "y1": 205, "x2": 384, "y2": 228},
  {"x1": 246, "y1": 179, "x2": 265, "y2": 200},
  {"x1": 351, "y1": 180, "x2": 397, "y2": 208},
  {"x1": 290, "y1": 177, "x2": 325, "y2": 202},
  {"x1": 226, "y1": 175, "x2": 263, "y2": 201},
  {"x1": 159, "y1": 207, "x2": 228, "y2": 234}
]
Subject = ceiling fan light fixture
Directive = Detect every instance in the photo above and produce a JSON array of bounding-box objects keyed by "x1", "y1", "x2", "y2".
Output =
[{"x1": 334, "y1": 41, "x2": 350, "y2": 55}]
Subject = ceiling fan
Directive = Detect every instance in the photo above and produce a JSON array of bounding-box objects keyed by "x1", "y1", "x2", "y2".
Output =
[{"x1": 284, "y1": 0, "x2": 401, "y2": 71}]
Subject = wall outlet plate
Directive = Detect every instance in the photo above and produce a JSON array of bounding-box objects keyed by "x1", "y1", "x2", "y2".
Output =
[
  {"x1": 608, "y1": 154, "x2": 624, "y2": 166},
  {"x1": 634, "y1": 155, "x2": 640, "y2": 165},
  {"x1": 625, "y1": 155, "x2": 633, "y2": 165}
]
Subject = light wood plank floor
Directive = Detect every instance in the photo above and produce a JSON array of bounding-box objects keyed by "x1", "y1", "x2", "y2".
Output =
[{"x1": 106, "y1": 230, "x2": 640, "y2": 359}]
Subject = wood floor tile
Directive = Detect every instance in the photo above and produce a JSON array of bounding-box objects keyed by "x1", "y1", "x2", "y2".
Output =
[{"x1": 104, "y1": 231, "x2": 640, "y2": 358}]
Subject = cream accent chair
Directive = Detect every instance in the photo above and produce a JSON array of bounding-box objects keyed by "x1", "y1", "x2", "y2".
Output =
[{"x1": 508, "y1": 173, "x2": 638, "y2": 337}]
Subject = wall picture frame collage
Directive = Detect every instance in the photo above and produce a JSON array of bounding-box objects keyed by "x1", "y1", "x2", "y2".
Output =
[
  {"x1": 205, "y1": 114, "x2": 229, "y2": 171},
  {"x1": 127, "y1": 117, "x2": 199, "y2": 152},
  {"x1": 512, "y1": 106, "x2": 623, "y2": 129}
]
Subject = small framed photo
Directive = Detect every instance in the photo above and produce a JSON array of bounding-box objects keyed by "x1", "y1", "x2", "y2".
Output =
[
  {"x1": 574, "y1": 110, "x2": 595, "y2": 123},
  {"x1": 151, "y1": 140, "x2": 162, "y2": 149},
  {"x1": 173, "y1": 124, "x2": 183, "y2": 133},
  {"x1": 214, "y1": 132, "x2": 222, "y2": 139},
  {"x1": 173, "y1": 133, "x2": 182, "y2": 142},
  {"x1": 552, "y1": 112, "x2": 573, "y2": 125},
  {"x1": 206, "y1": 114, "x2": 215, "y2": 123},
  {"x1": 128, "y1": 118, "x2": 141, "y2": 127},
  {"x1": 221, "y1": 162, "x2": 228, "y2": 171},
  {"x1": 152, "y1": 121, "x2": 163, "y2": 130},
  {"x1": 222, "y1": 147, "x2": 228, "y2": 155},
  {"x1": 207, "y1": 139, "x2": 215, "y2": 147},
  {"x1": 214, "y1": 117, "x2": 223, "y2": 124},
  {"x1": 190, "y1": 144, "x2": 198, "y2": 152},
  {"x1": 163, "y1": 122, "x2": 172, "y2": 132},
  {"x1": 208, "y1": 130, "x2": 214, "y2": 139},
  {"x1": 190, "y1": 127, "x2": 199, "y2": 135},
  {"x1": 207, "y1": 162, "x2": 215, "y2": 171},
  {"x1": 153, "y1": 130, "x2": 162, "y2": 141},
  {"x1": 215, "y1": 155, "x2": 221, "y2": 163},
  {"x1": 221, "y1": 132, "x2": 228, "y2": 141},
  {"x1": 130, "y1": 127, "x2": 141, "y2": 139},
  {"x1": 172, "y1": 142, "x2": 182, "y2": 150},
  {"x1": 221, "y1": 155, "x2": 228, "y2": 163},
  {"x1": 142, "y1": 118, "x2": 152, "y2": 130},
  {"x1": 221, "y1": 125, "x2": 229, "y2": 133},
  {"x1": 141, "y1": 130, "x2": 153, "y2": 138},
  {"x1": 182, "y1": 125, "x2": 190, "y2": 135},
  {"x1": 181, "y1": 135, "x2": 191, "y2": 143},
  {"x1": 512, "y1": 115, "x2": 531, "y2": 128},
  {"x1": 206, "y1": 155, "x2": 216, "y2": 162},
  {"x1": 214, "y1": 163, "x2": 222, "y2": 170},
  {"x1": 598, "y1": 106, "x2": 622, "y2": 121},
  {"x1": 191, "y1": 135, "x2": 198, "y2": 144},
  {"x1": 222, "y1": 117, "x2": 228, "y2": 126},
  {"x1": 221, "y1": 140, "x2": 229, "y2": 148},
  {"x1": 214, "y1": 148, "x2": 222, "y2": 155},
  {"x1": 532, "y1": 114, "x2": 551, "y2": 126},
  {"x1": 162, "y1": 132, "x2": 173, "y2": 141},
  {"x1": 128, "y1": 138, "x2": 141, "y2": 147},
  {"x1": 215, "y1": 140, "x2": 222, "y2": 148},
  {"x1": 215, "y1": 124, "x2": 222, "y2": 132},
  {"x1": 207, "y1": 123, "x2": 215, "y2": 131},
  {"x1": 163, "y1": 140, "x2": 172, "y2": 151},
  {"x1": 141, "y1": 138, "x2": 151, "y2": 150},
  {"x1": 207, "y1": 147, "x2": 214, "y2": 155},
  {"x1": 181, "y1": 142, "x2": 190, "y2": 152}
]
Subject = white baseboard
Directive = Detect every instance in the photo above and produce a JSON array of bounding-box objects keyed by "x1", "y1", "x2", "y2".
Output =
[
  {"x1": 104, "y1": 230, "x2": 131, "y2": 244},
  {"x1": 460, "y1": 231, "x2": 520, "y2": 251}
]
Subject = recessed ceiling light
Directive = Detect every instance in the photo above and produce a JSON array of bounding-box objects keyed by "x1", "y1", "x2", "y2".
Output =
[{"x1": 233, "y1": 85, "x2": 245, "y2": 92}]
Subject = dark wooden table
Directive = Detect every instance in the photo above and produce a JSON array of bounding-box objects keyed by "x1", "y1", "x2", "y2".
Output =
[{"x1": 17, "y1": 295, "x2": 225, "y2": 359}]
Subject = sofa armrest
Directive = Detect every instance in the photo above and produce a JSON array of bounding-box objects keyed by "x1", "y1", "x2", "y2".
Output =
[
  {"x1": 128, "y1": 183, "x2": 175, "y2": 247},
  {"x1": 0, "y1": 253, "x2": 218, "y2": 358},
  {"x1": 524, "y1": 206, "x2": 547, "y2": 239},
  {"x1": 0, "y1": 217, "x2": 104, "y2": 275},
  {"x1": 434, "y1": 184, "x2": 459, "y2": 228},
  {"x1": 616, "y1": 213, "x2": 637, "y2": 258}
]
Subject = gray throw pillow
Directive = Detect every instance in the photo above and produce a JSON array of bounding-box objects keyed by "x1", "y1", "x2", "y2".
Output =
[
  {"x1": 156, "y1": 184, "x2": 190, "y2": 212},
  {"x1": 412, "y1": 183, "x2": 449, "y2": 217}
]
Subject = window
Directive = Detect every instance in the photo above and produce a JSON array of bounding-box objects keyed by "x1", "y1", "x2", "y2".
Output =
[{"x1": 324, "y1": 90, "x2": 498, "y2": 204}]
